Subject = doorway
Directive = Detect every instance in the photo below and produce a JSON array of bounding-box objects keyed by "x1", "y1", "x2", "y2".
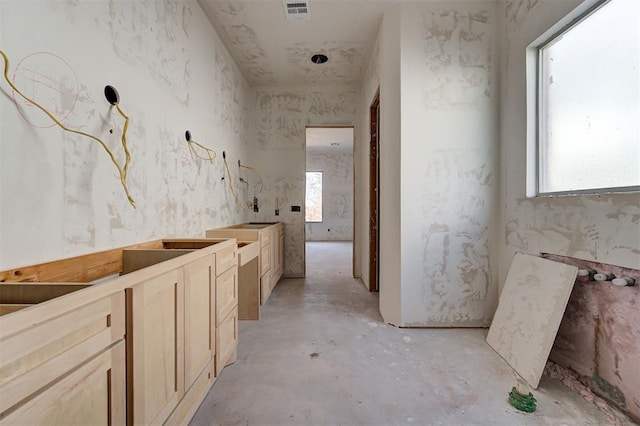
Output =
[
  {"x1": 304, "y1": 126, "x2": 355, "y2": 274},
  {"x1": 369, "y1": 92, "x2": 380, "y2": 292}
]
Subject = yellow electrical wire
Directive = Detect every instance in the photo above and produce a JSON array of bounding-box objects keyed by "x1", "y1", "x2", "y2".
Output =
[
  {"x1": 223, "y1": 155, "x2": 241, "y2": 205},
  {"x1": 187, "y1": 139, "x2": 217, "y2": 162},
  {"x1": 0, "y1": 49, "x2": 136, "y2": 208},
  {"x1": 239, "y1": 163, "x2": 264, "y2": 193}
]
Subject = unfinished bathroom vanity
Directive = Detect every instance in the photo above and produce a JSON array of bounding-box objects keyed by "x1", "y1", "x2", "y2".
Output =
[
  {"x1": 206, "y1": 222, "x2": 284, "y2": 307},
  {"x1": 0, "y1": 238, "x2": 238, "y2": 425}
]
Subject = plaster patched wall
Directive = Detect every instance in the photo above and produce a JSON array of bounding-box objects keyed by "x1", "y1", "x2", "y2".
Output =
[
  {"x1": 422, "y1": 8, "x2": 492, "y2": 110},
  {"x1": 418, "y1": 150, "x2": 494, "y2": 324},
  {"x1": 287, "y1": 42, "x2": 367, "y2": 86},
  {"x1": 498, "y1": 0, "x2": 640, "y2": 285},
  {"x1": 0, "y1": 0, "x2": 252, "y2": 269},
  {"x1": 249, "y1": 86, "x2": 357, "y2": 277},
  {"x1": 199, "y1": 0, "x2": 277, "y2": 86},
  {"x1": 399, "y1": 1, "x2": 499, "y2": 326},
  {"x1": 306, "y1": 149, "x2": 353, "y2": 241},
  {"x1": 499, "y1": 0, "x2": 640, "y2": 417}
]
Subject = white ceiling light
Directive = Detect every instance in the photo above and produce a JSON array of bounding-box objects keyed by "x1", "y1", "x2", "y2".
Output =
[{"x1": 283, "y1": 1, "x2": 311, "y2": 20}]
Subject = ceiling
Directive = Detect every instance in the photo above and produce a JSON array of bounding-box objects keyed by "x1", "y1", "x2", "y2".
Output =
[
  {"x1": 198, "y1": 0, "x2": 402, "y2": 87},
  {"x1": 306, "y1": 127, "x2": 353, "y2": 152}
]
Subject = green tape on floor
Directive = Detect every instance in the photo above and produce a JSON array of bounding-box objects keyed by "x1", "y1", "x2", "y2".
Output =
[{"x1": 508, "y1": 387, "x2": 537, "y2": 413}]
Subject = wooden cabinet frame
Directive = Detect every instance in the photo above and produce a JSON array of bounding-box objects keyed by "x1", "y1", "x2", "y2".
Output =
[{"x1": 0, "y1": 238, "x2": 239, "y2": 426}]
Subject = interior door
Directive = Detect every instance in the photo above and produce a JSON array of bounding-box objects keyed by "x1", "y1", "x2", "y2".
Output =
[{"x1": 369, "y1": 92, "x2": 380, "y2": 292}]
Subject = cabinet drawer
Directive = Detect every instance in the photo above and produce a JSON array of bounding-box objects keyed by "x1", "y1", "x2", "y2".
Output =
[
  {"x1": 216, "y1": 266, "x2": 237, "y2": 325},
  {"x1": 260, "y1": 230, "x2": 270, "y2": 248},
  {"x1": 215, "y1": 244, "x2": 237, "y2": 276},
  {"x1": 215, "y1": 307, "x2": 238, "y2": 376},
  {"x1": 1, "y1": 340, "x2": 126, "y2": 425},
  {"x1": 260, "y1": 244, "x2": 270, "y2": 276},
  {"x1": 0, "y1": 292, "x2": 125, "y2": 416}
]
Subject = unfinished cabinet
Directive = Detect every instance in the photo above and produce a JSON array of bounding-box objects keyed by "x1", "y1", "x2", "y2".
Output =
[
  {"x1": 206, "y1": 222, "x2": 284, "y2": 307},
  {"x1": 0, "y1": 237, "x2": 239, "y2": 426},
  {"x1": 0, "y1": 290, "x2": 126, "y2": 425}
]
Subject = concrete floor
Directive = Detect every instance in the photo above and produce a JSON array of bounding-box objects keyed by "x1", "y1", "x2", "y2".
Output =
[{"x1": 191, "y1": 242, "x2": 632, "y2": 426}]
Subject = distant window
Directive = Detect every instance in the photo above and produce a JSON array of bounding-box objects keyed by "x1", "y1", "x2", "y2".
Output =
[
  {"x1": 537, "y1": 0, "x2": 639, "y2": 194},
  {"x1": 305, "y1": 171, "x2": 322, "y2": 222}
]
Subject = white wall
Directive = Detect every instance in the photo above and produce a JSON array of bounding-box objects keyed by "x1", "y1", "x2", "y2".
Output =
[
  {"x1": 248, "y1": 85, "x2": 357, "y2": 277},
  {"x1": 305, "y1": 148, "x2": 353, "y2": 241},
  {"x1": 399, "y1": 1, "x2": 499, "y2": 326},
  {"x1": 498, "y1": 0, "x2": 640, "y2": 287},
  {"x1": 0, "y1": 0, "x2": 252, "y2": 269},
  {"x1": 355, "y1": 2, "x2": 500, "y2": 326}
]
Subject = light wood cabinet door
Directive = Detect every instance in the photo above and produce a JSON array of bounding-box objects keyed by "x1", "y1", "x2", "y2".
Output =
[
  {"x1": 126, "y1": 269, "x2": 184, "y2": 426},
  {"x1": 1, "y1": 340, "x2": 126, "y2": 425},
  {"x1": 215, "y1": 243, "x2": 237, "y2": 276},
  {"x1": 216, "y1": 266, "x2": 237, "y2": 326},
  {"x1": 184, "y1": 255, "x2": 214, "y2": 392},
  {"x1": 215, "y1": 307, "x2": 238, "y2": 376},
  {"x1": 259, "y1": 230, "x2": 271, "y2": 277}
]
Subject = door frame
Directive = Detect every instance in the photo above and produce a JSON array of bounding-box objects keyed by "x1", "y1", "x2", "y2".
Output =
[
  {"x1": 304, "y1": 125, "x2": 355, "y2": 275},
  {"x1": 369, "y1": 91, "x2": 380, "y2": 292}
]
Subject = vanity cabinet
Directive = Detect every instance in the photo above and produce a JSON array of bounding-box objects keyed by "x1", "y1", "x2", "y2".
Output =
[
  {"x1": 0, "y1": 238, "x2": 239, "y2": 426},
  {"x1": 205, "y1": 222, "x2": 284, "y2": 308}
]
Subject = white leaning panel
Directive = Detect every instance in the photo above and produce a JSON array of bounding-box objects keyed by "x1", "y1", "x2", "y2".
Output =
[{"x1": 486, "y1": 252, "x2": 578, "y2": 388}]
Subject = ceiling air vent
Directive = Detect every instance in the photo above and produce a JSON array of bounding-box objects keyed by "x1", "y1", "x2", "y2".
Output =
[{"x1": 284, "y1": 1, "x2": 310, "y2": 20}]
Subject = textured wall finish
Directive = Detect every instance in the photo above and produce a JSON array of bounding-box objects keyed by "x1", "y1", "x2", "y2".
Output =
[
  {"x1": 0, "y1": 0, "x2": 252, "y2": 269},
  {"x1": 199, "y1": 0, "x2": 277, "y2": 85},
  {"x1": 287, "y1": 42, "x2": 367, "y2": 85},
  {"x1": 399, "y1": 1, "x2": 499, "y2": 326},
  {"x1": 498, "y1": 0, "x2": 640, "y2": 417},
  {"x1": 423, "y1": 9, "x2": 491, "y2": 110},
  {"x1": 306, "y1": 149, "x2": 354, "y2": 241},
  {"x1": 419, "y1": 150, "x2": 494, "y2": 324},
  {"x1": 198, "y1": 0, "x2": 395, "y2": 87},
  {"x1": 248, "y1": 86, "x2": 357, "y2": 277},
  {"x1": 498, "y1": 0, "x2": 640, "y2": 283}
]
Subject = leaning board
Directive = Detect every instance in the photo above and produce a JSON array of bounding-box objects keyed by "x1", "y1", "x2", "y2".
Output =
[{"x1": 486, "y1": 252, "x2": 578, "y2": 388}]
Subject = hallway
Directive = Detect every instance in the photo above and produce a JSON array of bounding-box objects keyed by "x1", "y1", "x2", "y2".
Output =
[{"x1": 190, "y1": 242, "x2": 625, "y2": 425}]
